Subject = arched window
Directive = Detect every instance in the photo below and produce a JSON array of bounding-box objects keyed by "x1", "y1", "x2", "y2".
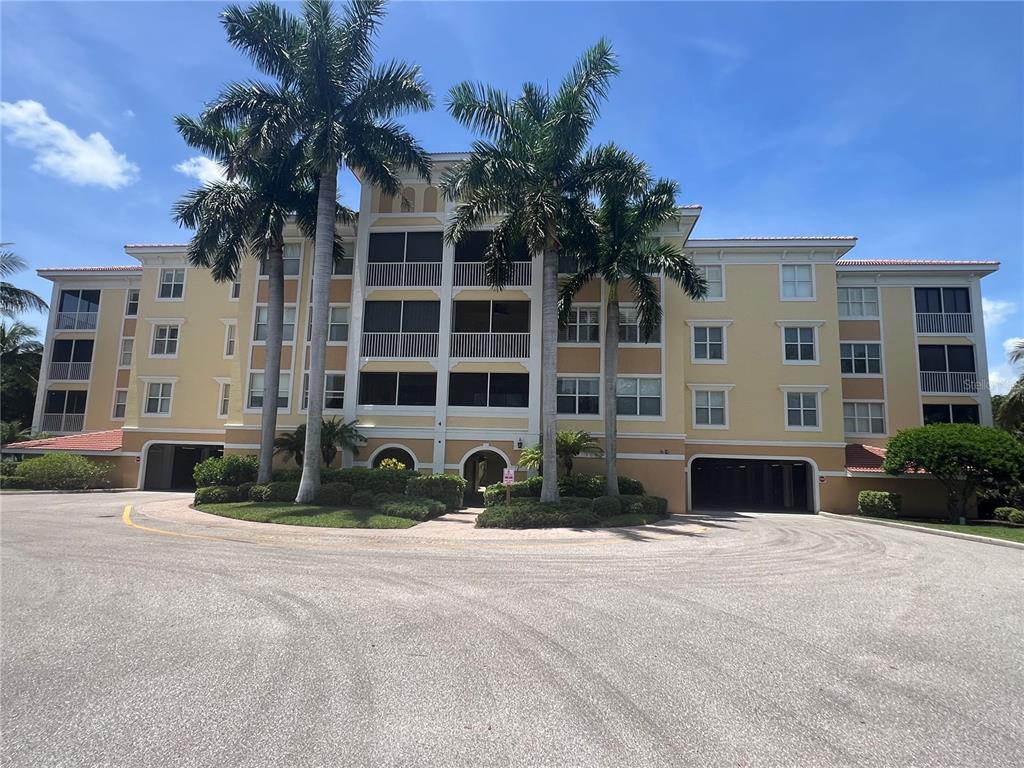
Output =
[
  {"x1": 423, "y1": 186, "x2": 439, "y2": 212},
  {"x1": 372, "y1": 446, "x2": 416, "y2": 470},
  {"x1": 400, "y1": 187, "x2": 416, "y2": 212},
  {"x1": 378, "y1": 189, "x2": 395, "y2": 213}
]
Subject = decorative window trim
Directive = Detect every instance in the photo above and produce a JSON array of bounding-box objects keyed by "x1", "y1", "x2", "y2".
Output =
[
  {"x1": 839, "y1": 340, "x2": 884, "y2": 377},
  {"x1": 778, "y1": 263, "x2": 816, "y2": 302},
  {"x1": 842, "y1": 399, "x2": 887, "y2": 436},
  {"x1": 222, "y1": 321, "x2": 237, "y2": 359},
  {"x1": 111, "y1": 388, "x2": 128, "y2": 420},
  {"x1": 696, "y1": 264, "x2": 726, "y2": 301},
  {"x1": 300, "y1": 370, "x2": 346, "y2": 413},
  {"x1": 148, "y1": 322, "x2": 182, "y2": 359},
  {"x1": 118, "y1": 337, "x2": 134, "y2": 369},
  {"x1": 252, "y1": 304, "x2": 298, "y2": 344},
  {"x1": 837, "y1": 286, "x2": 880, "y2": 319},
  {"x1": 618, "y1": 303, "x2": 663, "y2": 347},
  {"x1": 215, "y1": 377, "x2": 232, "y2": 419},
  {"x1": 775, "y1": 321, "x2": 824, "y2": 366},
  {"x1": 245, "y1": 370, "x2": 292, "y2": 413},
  {"x1": 305, "y1": 303, "x2": 351, "y2": 346},
  {"x1": 686, "y1": 320, "x2": 732, "y2": 364},
  {"x1": 687, "y1": 383, "x2": 734, "y2": 430},
  {"x1": 557, "y1": 304, "x2": 601, "y2": 346},
  {"x1": 555, "y1": 374, "x2": 602, "y2": 418},
  {"x1": 615, "y1": 375, "x2": 663, "y2": 419},
  {"x1": 779, "y1": 385, "x2": 827, "y2": 432},
  {"x1": 155, "y1": 267, "x2": 187, "y2": 302},
  {"x1": 124, "y1": 288, "x2": 140, "y2": 317},
  {"x1": 142, "y1": 380, "x2": 175, "y2": 418}
]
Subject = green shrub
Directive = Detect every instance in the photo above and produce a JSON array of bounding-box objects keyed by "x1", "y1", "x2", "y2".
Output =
[
  {"x1": 858, "y1": 490, "x2": 902, "y2": 518},
  {"x1": 593, "y1": 495, "x2": 623, "y2": 518},
  {"x1": 248, "y1": 484, "x2": 271, "y2": 501},
  {"x1": 993, "y1": 506, "x2": 1014, "y2": 521},
  {"x1": 271, "y1": 468, "x2": 302, "y2": 482},
  {"x1": 0, "y1": 458, "x2": 20, "y2": 478},
  {"x1": 15, "y1": 453, "x2": 109, "y2": 490},
  {"x1": 266, "y1": 481, "x2": 299, "y2": 502},
  {"x1": 476, "y1": 498, "x2": 599, "y2": 529},
  {"x1": 194, "y1": 485, "x2": 239, "y2": 505},
  {"x1": 373, "y1": 493, "x2": 445, "y2": 521},
  {"x1": 406, "y1": 473, "x2": 466, "y2": 511},
  {"x1": 351, "y1": 489, "x2": 376, "y2": 508},
  {"x1": 237, "y1": 482, "x2": 256, "y2": 499},
  {"x1": 0, "y1": 476, "x2": 32, "y2": 489},
  {"x1": 483, "y1": 475, "x2": 544, "y2": 505},
  {"x1": 649, "y1": 496, "x2": 669, "y2": 517},
  {"x1": 377, "y1": 457, "x2": 407, "y2": 471},
  {"x1": 193, "y1": 455, "x2": 258, "y2": 488},
  {"x1": 1009, "y1": 509, "x2": 1024, "y2": 525},
  {"x1": 617, "y1": 476, "x2": 645, "y2": 495},
  {"x1": 316, "y1": 482, "x2": 354, "y2": 506}
]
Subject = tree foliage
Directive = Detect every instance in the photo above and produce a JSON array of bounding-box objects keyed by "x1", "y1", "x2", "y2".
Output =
[
  {"x1": 274, "y1": 418, "x2": 365, "y2": 467},
  {"x1": 516, "y1": 430, "x2": 604, "y2": 477},
  {"x1": 0, "y1": 247, "x2": 48, "y2": 318}
]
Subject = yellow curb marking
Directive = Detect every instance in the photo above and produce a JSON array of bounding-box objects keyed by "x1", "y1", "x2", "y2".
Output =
[{"x1": 122, "y1": 504, "x2": 228, "y2": 542}]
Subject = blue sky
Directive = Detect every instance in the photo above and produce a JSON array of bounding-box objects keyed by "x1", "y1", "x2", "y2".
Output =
[{"x1": 2, "y1": 1, "x2": 1021, "y2": 390}]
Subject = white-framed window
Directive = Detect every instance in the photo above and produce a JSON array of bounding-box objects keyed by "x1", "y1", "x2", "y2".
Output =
[
  {"x1": 558, "y1": 307, "x2": 600, "y2": 343},
  {"x1": 692, "y1": 325, "x2": 726, "y2": 362},
  {"x1": 619, "y1": 305, "x2": 661, "y2": 344},
  {"x1": 253, "y1": 305, "x2": 297, "y2": 342},
  {"x1": 783, "y1": 326, "x2": 817, "y2": 363},
  {"x1": 224, "y1": 323, "x2": 237, "y2": 358},
  {"x1": 307, "y1": 305, "x2": 349, "y2": 343},
  {"x1": 151, "y1": 324, "x2": 179, "y2": 357},
  {"x1": 693, "y1": 389, "x2": 728, "y2": 428},
  {"x1": 119, "y1": 337, "x2": 134, "y2": 368},
  {"x1": 125, "y1": 289, "x2": 139, "y2": 316},
  {"x1": 840, "y1": 342, "x2": 882, "y2": 375},
  {"x1": 785, "y1": 391, "x2": 820, "y2": 430},
  {"x1": 556, "y1": 377, "x2": 600, "y2": 415},
  {"x1": 229, "y1": 280, "x2": 241, "y2": 300},
  {"x1": 301, "y1": 372, "x2": 345, "y2": 411},
  {"x1": 260, "y1": 242, "x2": 302, "y2": 276},
  {"x1": 157, "y1": 268, "x2": 185, "y2": 300},
  {"x1": 697, "y1": 264, "x2": 724, "y2": 300},
  {"x1": 112, "y1": 389, "x2": 128, "y2": 419},
  {"x1": 837, "y1": 286, "x2": 879, "y2": 318},
  {"x1": 144, "y1": 382, "x2": 173, "y2": 415},
  {"x1": 843, "y1": 401, "x2": 885, "y2": 435},
  {"x1": 780, "y1": 264, "x2": 814, "y2": 300},
  {"x1": 247, "y1": 371, "x2": 291, "y2": 410},
  {"x1": 616, "y1": 377, "x2": 661, "y2": 416},
  {"x1": 218, "y1": 382, "x2": 231, "y2": 418}
]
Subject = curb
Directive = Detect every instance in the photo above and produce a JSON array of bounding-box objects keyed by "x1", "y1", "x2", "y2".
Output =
[{"x1": 819, "y1": 511, "x2": 1024, "y2": 551}]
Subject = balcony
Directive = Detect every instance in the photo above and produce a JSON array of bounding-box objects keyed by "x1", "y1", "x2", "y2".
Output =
[
  {"x1": 361, "y1": 332, "x2": 439, "y2": 358},
  {"x1": 453, "y1": 261, "x2": 532, "y2": 288},
  {"x1": 56, "y1": 312, "x2": 98, "y2": 330},
  {"x1": 48, "y1": 361, "x2": 92, "y2": 381},
  {"x1": 40, "y1": 413, "x2": 85, "y2": 433},
  {"x1": 920, "y1": 371, "x2": 979, "y2": 394},
  {"x1": 916, "y1": 312, "x2": 973, "y2": 335},
  {"x1": 365, "y1": 262, "x2": 441, "y2": 287},
  {"x1": 451, "y1": 332, "x2": 530, "y2": 359}
]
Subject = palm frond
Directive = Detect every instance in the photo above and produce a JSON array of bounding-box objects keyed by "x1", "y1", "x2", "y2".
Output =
[
  {"x1": 352, "y1": 60, "x2": 433, "y2": 120},
  {"x1": 221, "y1": 1, "x2": 303, "y2": 83},
  {"x1": 447, "y1": 81, "x2": 516, "y2": 141},
  {"x1": 626, "y1": 265, "x2": 662, "y2": 342}
]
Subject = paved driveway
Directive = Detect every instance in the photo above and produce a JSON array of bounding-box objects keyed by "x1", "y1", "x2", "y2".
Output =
[{"x1": 2, "y1": 491, "x2": 1022, "y2": 767}]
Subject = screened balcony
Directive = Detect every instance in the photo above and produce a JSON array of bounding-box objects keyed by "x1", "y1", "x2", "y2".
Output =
[
  {"x1": 41, "y1": 390, "x2": 87, "y2": 433},
  {"x1": 365, "y1": 232, "x2": 442, "y2": 287},
  {"x1": 55, "y1": 289, "x2": 100, "y2": 330},
  {"x1": 450, "y1": 300, "x2": 530, "y2": 358},
  {"x1": 452, "y1": 231, "x2": 532, "y2": 287},
  {"x1": 914, "y1": 287, "x2": 973, "y2": 334},
  {"x1": 361, "y1": 300, "x2": 440, "y2": 358},
  {"x1": 48, "y1": 339, "x2": 93, "y2": 380},
  {"x1": 918, "y1": 344, "x2": 979, "y2": 393}
]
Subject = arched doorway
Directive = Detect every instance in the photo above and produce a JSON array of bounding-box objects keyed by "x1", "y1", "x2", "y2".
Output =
[
  {"x1": 689, "y1": 456, "x2": 814, "y2": 513},
  {"x1": 371, "y1": 446, "x2": 416, "y2": 470},
  {"x1": 462, "y1": 449, "x2": 508, "y2": 506}
]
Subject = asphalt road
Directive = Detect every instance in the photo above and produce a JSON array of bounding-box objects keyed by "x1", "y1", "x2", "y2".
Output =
[{"x1": 2, "y1": 491, "x2": 1022, "y2": 767}]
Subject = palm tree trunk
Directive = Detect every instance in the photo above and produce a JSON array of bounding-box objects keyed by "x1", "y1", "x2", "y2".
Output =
[
  {"x1": 296, "y1": 165, "x2": 337, "y2": 503},
  {"x1": 604, "y1": 290, "x2": 620, "y2": 496},
  {"x1": 258, "y1": 241, "x2": 285, "y2": 485},
  {"x1": 540, "y1": 246, "x2": 560, "y2": 503}
]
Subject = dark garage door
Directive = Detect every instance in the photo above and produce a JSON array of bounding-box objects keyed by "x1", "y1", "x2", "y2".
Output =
[{"x1": 691, "y1": 458, "x2": 812, "y2": 512}]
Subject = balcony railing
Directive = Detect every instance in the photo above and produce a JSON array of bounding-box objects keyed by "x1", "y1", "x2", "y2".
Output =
[
  {"x1": 920, "y1": 371, "x2": 979, "y2": 394},
  {"x1": 40, "y1": 413, "x2": 85, "y2": 433},
  {"x1": 55, "y1": 312, "x2": 98, "y2": 330},
  {"x1": 453, "y1": 261, "x2": 533, "y2": 287},
  {"x1": 361, "y1": 332, "x2": 439, "y2": 358},
  {"x1": 450, "y1": 332, "x2": 530, "y2": 359},
  {"x1": 916, "y1": 312, "x2": 973, "y2": 334},
  {"x1": 48, "y1": 361, "x2": 92, "y2": 381},
  {"x1": 365, "y1": 262, "x2": 442, "y2": 287}
]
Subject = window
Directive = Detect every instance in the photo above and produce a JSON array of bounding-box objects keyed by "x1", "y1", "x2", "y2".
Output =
[
  {"x1": 557, "y1": 377, "x2": 599, "y2": 414},
  {"x1": 218, "y1": 383, "x2": 231, "y2": 418},
  {"x1": 158, "y1": 268, "x2": 185, "y2": 299},
  {"x1": 302, "y1": 373, "x2": 346, "y2": 411},
  {"x1": 307, "y1": 306, "x2": 350, "y2": 342},
  {"x1": 781, "y1": 264, "x2": 814, "y2": 299},
  {"x1": 247, "y1": 372, "x2": 291, "y2": 410},
  {"x1": 253, "y1": 306, "x2": 297, "y2": 342},
  {"x1": 840, "y1": 343, "x2": 882, "y2": 374},
  {"x1": 451, "y1": 301, "x2": 529, "y2": 333},
  {"x1": 923, "y1": 403, "x2": 980, "y2": 425},
  {"x1": 44, "y1": 389, "x2": 87, "y2": 417},
  {"x1": 119, "y1": 338, "x2": 134, "y2": 368},
  {"x1": 364, "y1": 301, "x2": 441, "y2": 332},
  {"x1": 144, "y1": 382, "x2": 173, "y2": 415},
  {"x1": 454, "y1": 230, "x2": 529, "y2": 263},
  {"x1": 261, "y1": 243, "x2": 302, "y2": 276},
  {"x1": 151, "y1": 325, "x2": 179, "y2": 356},
  {"x1": 558, "y1": 307, "x2": 599, "y2": 343},
  {"x1": 224, "y1": 324, "x2": 236, "y2": 357},
  {"x1": 56, "y1": 290, "x2": 100, "y2": 329},
  {"x1": 52, "y1": 338, "x2": 94, "y2": 368},
  {"x1": 783, "y1": 326, "x2": 817, "y2": 363},
  {"x1": 837, "y1": 287, "x2": 878, "y2": 318},
  {"x1": 125, "y1": 289, "x2": 139, "y2": 316},
  {"x1": 616, "y1": 377, "x2": 661, "y2": 416},
  {"x1": 367, "y1": 232, "x2": 442, "y2": 263},
  {"x1": 843, "y1": 402, "x2": 885, "y2": 434},
  {"x1": 694, "y1": 390, "x2": 727, "y2": 427},
  {"x1": 448, "y1": 372, "x2": 529, "y2": 408},
  {"x1": 692, "y1": 325, "x2": 725, "y2": 362},
  {"x1": 785, "y1": 391, "x2": 819, "y2": 429},
  {"x1": 230, "y1": 280, "x2": 241, "y2": 300},
  {"x1": 918, "y1": 345, "x2": 976, "y2": 373},
  {"x1": 112, "y1": 389, "x2": 128, "y2": 419},
  {"x1": 333, "y1": 252, "x2": 354, "y2": 275},
  {"x1": 619, "y1": 305, "x2": 661, "y2": 343},
  {"x1": 358, "y1": 372, "x2": 437, "y2": 406},
  {"x1": 914, "y1": 287, "x2": 970, "y2": 315},
  {"x1": 557, "y1": 252, "x2": 581, "y2": 274},
  {"x1": 697, "y1": 265, "x2": 724, "y2": 299}
]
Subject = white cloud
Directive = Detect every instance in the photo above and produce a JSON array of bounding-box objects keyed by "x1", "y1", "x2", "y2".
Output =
[
  {"x1": 990, "y1": 364, "x2": 1016, "y2": 396},
  {"x1": 174, "y1": 156, "x2": 226, "y2": 185},
  {"x1": 982, "y1": 297, "x2": 1017, "y2": 328},
  {"x1": 123, "y1": 109, "x2": 136, "y2": 119},
  {"x1": 0, "y1": 99, "x2": 138, "y2": 188}
]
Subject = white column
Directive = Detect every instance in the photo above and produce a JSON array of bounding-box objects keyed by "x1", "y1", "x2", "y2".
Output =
[
  {"x1": 970, "y1": 279, "x2": 994, "y2": 426},
  {"x1": 342, "y1": 183, "x2": 373, "y2": 465},
  {"x1": 433, "y1": 198, "x2": 456, "y2": 473},
  {"x1": 526, "y1": 253, "x2": 543, "y2": 449},
  {"x1": 31, "y1": 281, "x2": 61, "y2": 433}
]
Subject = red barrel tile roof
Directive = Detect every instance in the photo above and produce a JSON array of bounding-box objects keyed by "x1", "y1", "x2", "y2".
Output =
[{"x1": 4, "y1": 429, "x2": 123, "y2": 452}]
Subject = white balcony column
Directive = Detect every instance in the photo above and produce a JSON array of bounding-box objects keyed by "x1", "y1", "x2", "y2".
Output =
[
  {"x1": 971, "y1": 279, "x2": 993, "y2": 425},
  {"x1": 32, "y1": 282, "x2": 61, "y2": 433},
  {"x1": 434, "y1": 214, "x2": 456, "y2": 473},
  {"x1": 342, "y1": 183, "x2": 373, "y2": 462},
  {"x1": 526, "y1": 252, "x2": 543, "y2": 450}
]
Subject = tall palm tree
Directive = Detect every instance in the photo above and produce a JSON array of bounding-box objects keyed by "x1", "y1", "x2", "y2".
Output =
[
  {"x1": 559, "y1": 164, "x2": 707, "y2": 495},
  {"x1": 0, "y1": 321, "x2": 43, "y2": 428},
  {"x1": 996, "y1": 339, "x2": 1024, "y2": 433},
  {"x1": 204, "y1": 0, "x2": 433, "y2": 502},
  {"x1": 0, "y1": 247, "x2": 48, "y2": 318},
  {"x1": 441, "y1": 40, "x2": 627, "y2": 503}
]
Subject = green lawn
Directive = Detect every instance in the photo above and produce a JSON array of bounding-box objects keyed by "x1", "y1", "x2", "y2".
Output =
[
  {"x1": 198, "y1": 502, "x2": 418, "y2": 529},
  {"x1": 903, "y1": 521, "x2": 1024, "y2": 543}
]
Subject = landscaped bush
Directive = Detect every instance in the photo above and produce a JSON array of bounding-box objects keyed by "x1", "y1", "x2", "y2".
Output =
[
  {"x1": 193, "y1": 455, "x2": 258, "y2": 488},
  {"x1": 593, "y1": 495, "x2": 624, "y2": 518},
  {"x1": 858, "y1": 490, "x2": 902, "y2": 518},
  {"x1": 406, "y1": 474, "x2": 466, "y2": 511},
  {"x1": 1009, "y1": 509, "x2": 1024, "y2": 524},
  {"x1": 266, "y1": 481, "x2": 300, "y2": 502},
  {"x1": 194, "y1": 485, "x2": 240, "y2": 505},
  {"x1": 350, "y1": 489, "x2": 376, "y2": 508},
  {"x1": 376, "y1": 457, "x2": 407, "y2": 471},
  {"x1": 237, "y1": 482, "x2": 256, "y2": 499},
  {"x1": 616, "y1": 476, "x2": 646, "y2": 495},
  {"x1": 482, "y1": 475, "x2": 545, "y2": 505},
  {"x1": 476, "y1": 498, "x2": 600, "y2": 529},
  {"x1": 372, "y1": 493, "x2": 445, "y2": 521},
  {"x1": 248, "y1": 484, "x2": 271, "y2": 501},
  {"x1": 0, "y1": 476, "x2": 31, "y2": 489},
  {"x1": 271, "y1": 468, "x2": 302, "y2": 482},
  {"x1": 994, "y1": 507, "x2": 1014, "y2": 521},
  {"x1": 482, "y1": 473, "x2": 649, "y2": 505},
  {"x1": 0, "y1": 458, "x2": 20, "y2": 478},
  {"x1": 15, "y1": 453, "x2": 109, "y2": 490},
  {"x1": 316, "y1": 482, "x2": 354, "y2": 506}
]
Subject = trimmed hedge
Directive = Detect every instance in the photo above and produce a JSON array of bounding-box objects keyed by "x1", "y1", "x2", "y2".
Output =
[
  {"x1": 15, "y1": 454, "x2": 109, "y2": 490},
  {"x1": 483, "y1": 473, "x2": 645, "y2": 505},
  {"x1": 266, "y1": 481, "x2": 300, "y2": 502},
  {"x1": 351, "y1": 489, "x2": 376, "y2": 508},
  {"x1": 483, "y1": 475, "x2": 544, "y2": 506},
  {"x1": 248, "y1": 484, "x2": 272, "y2": 501},
  {"x1": 476, "y1": 498, "x2": 600, "y2": 529},
  {"x1": 858, "y1": 490, "x2": 902, "y2": 518},
  {"x1": 194, "y1": 485, "x2": 240, "y2": 505},
  {"x1": 0, "y1": 476, "x2": 32, "y2": 489},
  {"x1": 0, "y1": 458, "x2": 20, "y2": 478},
  {"x1": 1010, "y1": 509, "x2": 1024, "y2": 525},
  {"x1": 593, "y1": 495, "x2": 623, "y2": 518},
  {"x1": 994, "y1": 506, "x2": 1021, "y2": 522},
  {"x1": 316, "y1": 482, "x2": 354, "y2": 506},
  {"x1": 406, "y1": 474, "x2": 466, "y2": 511},
  {"x1": 194, "y1": 455, "x2": 258, "y2": 488},
  {"x1": 373, "y1": 493, "x2": 446, "y2": 521},
  {"x1": 271, "y1": 468, "x2": 301, "y2": 482},
  {"x1": 269, "y1": 467, "x2": 415, "y2": 494}
]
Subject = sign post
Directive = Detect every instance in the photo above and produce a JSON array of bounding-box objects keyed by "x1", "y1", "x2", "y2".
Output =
[{"x1": 502, "y1": 468, "x2": 515, "y2": 505}]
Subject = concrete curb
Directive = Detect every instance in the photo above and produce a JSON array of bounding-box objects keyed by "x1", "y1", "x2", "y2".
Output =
[{"x1": 819, "y1": 511, "x2": 1024, "y2": 551}]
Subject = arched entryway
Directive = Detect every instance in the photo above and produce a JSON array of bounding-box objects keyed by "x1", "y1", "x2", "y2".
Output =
[
  {"x1": 461, "y1": 449, "x2": 508, "y2": 506},
  {"x1": 689, "y1": 456, "x2": 815, "y2": 513},
  {"x1": 371, "y1": 446, "x2": 416, "y2": 470}
]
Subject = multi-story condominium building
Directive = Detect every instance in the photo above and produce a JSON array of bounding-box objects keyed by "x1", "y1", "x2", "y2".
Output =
[{"x1": 6, "y1": 153, "x2": 999, "y2": 514}]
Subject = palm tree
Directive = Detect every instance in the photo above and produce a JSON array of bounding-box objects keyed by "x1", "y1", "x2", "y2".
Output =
[
  {"x1": 204, "y1": 0, "x2": 433, "y2": 502},
  {"x1": 441, "y1": 40, "x2": 626, "y2": 503},
  {"x1": 0, "y1": 321, "x2": 43, "y2": 428},
  {"x1": 515, "y1": 429, "x2": 604, "y2": 477},
  {"x1": 559, "y1": 164, "x2": 707, "y2": 495},
  {"x1": 274, "y1": 417, "x2": 364, "y2": 467},
  {"x1": 996, "y1": 339, "x2": 1024, "y2": 433},
  {"x1": 1, "y1": 247, "x2": 48, "y2": 318}
]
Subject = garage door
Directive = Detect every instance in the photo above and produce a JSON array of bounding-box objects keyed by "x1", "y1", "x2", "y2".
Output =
[{"x1": 690, "y1": 458, "x2": 812, "y2": 512}]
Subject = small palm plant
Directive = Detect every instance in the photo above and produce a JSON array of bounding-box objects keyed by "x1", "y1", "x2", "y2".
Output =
[
  {"x1": 996, "y1": 340, "x2": 1024, "y2": 434},
  {"x1": 0, "y1": 247, "x2": 48, "y2": 317},
  {"x1": 274, "y1": 418, "x2": 364, "y2": 467},
  {"x1": 516, "y1": 430, "x2": 604, "y2": 477}
]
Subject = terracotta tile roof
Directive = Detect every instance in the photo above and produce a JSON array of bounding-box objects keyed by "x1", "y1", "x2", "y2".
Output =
[
  {"x1": 691, "y1": 235, "x2": 857, "y2": 241},
  {"x1": 4, "y1": 429, "x2": 123, "y2": 452},
  {"x1": 123, "y1": 243, "x2": 189, "y2": 248},
  {"x1": 845, "y1": 443, "x2": 887, "y2": 473},
  {"x1": 838, "y1": 259, "x2": 999, "y2": 267},
  {"x1": 37, "y1": 265, "x2": 141, "y2": 273}
]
